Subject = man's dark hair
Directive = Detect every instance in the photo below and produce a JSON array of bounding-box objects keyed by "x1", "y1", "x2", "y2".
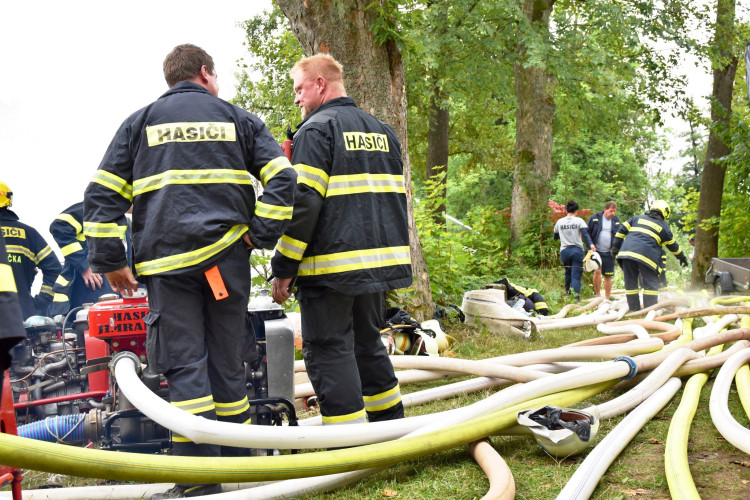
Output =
[
  {"x1": 566, "y1": 200, "x2": 579, "y2": 214},
  {"x1": 163, "y1": 44, "x2": 214, "y2": 87}
]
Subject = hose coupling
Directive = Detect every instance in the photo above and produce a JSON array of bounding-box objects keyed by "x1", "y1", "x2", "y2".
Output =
[{"x1": 614, "y1": 356, "x2": 638, "y2": 380}]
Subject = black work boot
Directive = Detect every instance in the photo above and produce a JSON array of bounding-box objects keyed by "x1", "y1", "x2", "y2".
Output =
[{"x1": 150, "y1": 483, "x2": 222, "y2": 499}]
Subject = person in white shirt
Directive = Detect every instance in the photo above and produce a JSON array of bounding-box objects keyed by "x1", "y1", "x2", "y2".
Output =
[
  {"x1": 553, "y1": 201, "x2": 595, "y2": 301},
  {"x1": 586, "y1": 201, "x2": 621, "y2": 299}
]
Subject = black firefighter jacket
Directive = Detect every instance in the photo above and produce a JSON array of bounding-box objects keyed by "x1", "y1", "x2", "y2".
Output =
[
  {"x1": 84, "y1": 81, "x2": 296, "y2": 277},
  {"x1": 0, "y1": 208, "x2": 61, "y2": 318},
  {"x1": 271, "y1": 97, "x2": 413, "y2": 295},
  {"x1": 611, "y1": 213, "x2": 687, "y2": 273}
]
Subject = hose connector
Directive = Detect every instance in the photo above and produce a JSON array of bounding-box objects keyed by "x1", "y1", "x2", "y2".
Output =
[
  {"x1": 111, "y1": 350, "x2": 142, "y2": 377},
  {"x1": 614, "y1": 356, "x2": 638, "y2": 380}
]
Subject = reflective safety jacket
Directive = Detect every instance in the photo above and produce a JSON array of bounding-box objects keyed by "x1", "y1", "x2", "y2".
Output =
[
  {"x1": 49, "y1": 202, "x2": 125, "y2": 314},
  {"x1": 0, "y1": 234, "x2": 26, "y2": 371},
  {"x1": 611, "y1": 213, "x2": 686, "y2": 273},
  {"x1": 496, "y1": 278, "x2": 549, "y2": 316},
  {"x1": 271, "y1": 97, "x2": 412, "y2": 295},
  {"x1": 84, "y1": 81, "x2": 296, "y2": 276},
  {"x1": 0, "y1": 208, "x2": 61, "y2": 318}
]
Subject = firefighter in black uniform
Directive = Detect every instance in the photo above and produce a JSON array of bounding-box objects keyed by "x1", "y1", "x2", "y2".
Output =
[
  {"x1": 611, "y1": 200, "x2": 688, "y2": 311},
  {"x1": 49, "y1": 201, "x2": 117, "y2": 319},
  {"x1": 0, "y1": 182, "x2": 61, "y2": 319},
  {"x1": 271, "y1": 54, "x2": 412, "y2": 426},
  {"x1": 0, "y1": 233, "x2": 26, "y2": 397},
  {"x1": 83, "y1": 44, "x2": 296, "y2": 499}
]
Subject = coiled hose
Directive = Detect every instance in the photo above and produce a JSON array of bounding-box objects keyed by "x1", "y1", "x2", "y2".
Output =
[{"x1": 17, "y1": 414, "x2": 86, "y2": 443}]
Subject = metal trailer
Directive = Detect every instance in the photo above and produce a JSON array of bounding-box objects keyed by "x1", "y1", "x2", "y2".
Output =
[{"x1": 705, "y1": 257, "x2": 750, "y2": 295}]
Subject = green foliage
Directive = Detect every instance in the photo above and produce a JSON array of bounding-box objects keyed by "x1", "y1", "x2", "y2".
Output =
[
  {"x1": 366, "y1": 0, "x2": 410, "y2": 50},
  {"x1": 232, "y1": 6, "x2": 303, "y2": 140},
  {"x1": 416, "y1": 172, "x2": 511, "y2": 306}
]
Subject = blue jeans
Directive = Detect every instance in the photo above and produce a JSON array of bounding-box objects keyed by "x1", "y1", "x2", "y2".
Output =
[{"x1": 560, "y1": 246, "x2": 584, "y2": 296}]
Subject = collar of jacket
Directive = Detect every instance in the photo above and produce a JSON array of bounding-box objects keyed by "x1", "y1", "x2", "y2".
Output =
[
  {"x1": 160, "y1": 80, "x2": 214, "y2": 99},
  {"x1": 294, "y1": 96, "x2": 357, "y2": 131},
  {"x1": 0, "y1": 208, "x2": 19, "y2": 221}
]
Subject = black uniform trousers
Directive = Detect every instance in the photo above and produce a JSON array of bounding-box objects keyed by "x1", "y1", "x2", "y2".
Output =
[
  {"x1": 143, "y1": 242, "x2": 252, "y2": 457},
  {"x1": 298, "y1": 287, "x2": 403, "y2": 424},
  {"x1": 620, "y1": 258, "x2": 660, "y2": 311}
]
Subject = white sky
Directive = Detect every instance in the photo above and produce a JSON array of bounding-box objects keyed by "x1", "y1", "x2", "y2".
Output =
[{"x1": 0, "y1": 0, "x2": 272, "y2": 255}]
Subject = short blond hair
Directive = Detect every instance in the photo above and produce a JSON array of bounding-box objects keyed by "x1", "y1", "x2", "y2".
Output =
[{"x1": 291, "y1": 54, "x2": 345, "y2": 90}]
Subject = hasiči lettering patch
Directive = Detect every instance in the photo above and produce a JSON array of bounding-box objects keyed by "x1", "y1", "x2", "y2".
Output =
[
  {"x1": 343, "y1": 132, "x2": 390, "y2": 152},
  {"x1": 146, "y1": 122, "x2": 236, "y2": 146},
  {"x1": 1, "y1": 226, "x2": 25, "y2": 239}
]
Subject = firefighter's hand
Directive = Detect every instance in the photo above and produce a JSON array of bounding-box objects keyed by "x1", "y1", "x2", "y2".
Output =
[
  {"x1": 105, "y1": 267, "x2": 139, "y2": 297},
  {"x1": 679, "y1": 255, "x2": 689, "y2": 268},
  {"x1": 242, "y1": 233, "x2": 255, "y2": 250},
  {"x1": 272, "y1": 277, "x2": 293, "y2": 304},
  {"x1": 81, "y1": 268, "x2": 104, "y2": 289}
]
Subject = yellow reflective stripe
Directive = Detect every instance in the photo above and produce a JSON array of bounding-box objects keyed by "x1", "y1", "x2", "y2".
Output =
[
  {"x1": 39, "y1": 284, "x2": 54, "y2": 297},
  {"x1": 535, "y1": 302, "x2": 548, "y2": 310},
  {"x1": 629, "y1": 227, "x2": 661, "y2": 245},
  {"x1": 618, "y1": 251, "x2": 657, "y2": 269},
  {"x1": 53, "y1": 293, "x2": 70, "y2": 303},
  {"x1": 363, "y1": 385, "x2": 402, "y2": 412},
  {"x1": 6, "y1": 245, "x2": 34, "y2": 261},
  {"x1": 259, "y1": 157, "x2": 293, "y2": 187},
  {"x1": 55, "y1": 275, "x2": 70, "y2": 286},
  {"x1": 615, "y1": 233, "x2": 626, "y2": 239},
  {"x1": 35, "y1": 245, "x2": 53, "y2": 264},
  {"x1": 133, "y1": 169, "x2": 253, "y2": 197},
  {"x1": 61, "y1": 241, "x2": 84, "y2": 257},
  {"x1": 622, "y1": 221, "x2": 631, "y2": 230},
  {"x1": 643, "y1": 289, "x2": 659, "y2": 296},
  {"x1": 625, "y1": 289, "x2": 640, "y2": 295},
  {"x1": 275, "y1": 235, "x2": 307, "y2": 261},
  {"x1": 84, "y1": 222, "x2": 123, "y2": 239},
  {"x1": 299, "y1": 246, "x2": 411, "y2": 277},
  {"x1": 145, "y1": 122, "x2": 236, "y2": 147},
  {"x1": 638, "y1": 219, "x2": 663, "y2": 232},
  {"x1": 171, "y1": 435, "x2": 192, "y2": 443},
  {"x1": 0, "y1": 264, "x2": 17, "y2": 293},
  {"x1": 172, "y1": 395, "x2": 215, "y2": 414},
  {"x1": 135, "y1": 225, "x2": 247, "y2": 276},
  {"x1": 255, "y1": 201, "x2": 293, "y2": 221},
  {"x1": 56, "y1": 213, "x2": 83, "y2": 234},
  {"x1": 326, "y1": 174, "x2": 405, "y2": 197},
  {"x1": 92, "y1": 170, "x2": 133, "y2": 201},
  {"x1": 215, "y1": 397, "x2": 250, "y2": 416},
  {"x1": 295, "y1": 164, "x2": 329, "y2": 196},
  {"x1": 321, "y1": 408, "x2": 367, "y2": 425}
]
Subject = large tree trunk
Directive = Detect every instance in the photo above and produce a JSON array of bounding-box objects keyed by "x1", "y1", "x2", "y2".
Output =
[
  {"x1": 426, "y1": 85, "x2": 450, "y2": 221},
  {"x1": 276, "y1": 0, "x2": 434, "y2": 319},
  {"x1": 510, "y1": 0, "x2": 557, "y2": 252},
  {"x1": 691, "y1": 0, "x2": 738, "y2": 286}
]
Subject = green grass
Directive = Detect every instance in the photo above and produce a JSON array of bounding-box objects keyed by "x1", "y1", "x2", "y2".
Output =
[{"x1": 4, "y1": 267, "x2": 749, "y2": 499}]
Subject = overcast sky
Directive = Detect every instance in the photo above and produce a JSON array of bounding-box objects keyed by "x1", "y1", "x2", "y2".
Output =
[{"x1": 0, "y1": 0, "x2": 272, "y2": 254}]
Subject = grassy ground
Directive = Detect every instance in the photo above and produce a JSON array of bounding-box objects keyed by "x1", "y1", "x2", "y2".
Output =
[{"x1": 4, "y1": 267, "x2": 750, "y2": 498}]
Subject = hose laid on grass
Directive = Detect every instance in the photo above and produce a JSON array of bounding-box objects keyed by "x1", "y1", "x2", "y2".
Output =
[
  {"x1": 557, "y1": 377, "x2": 683, "y2": 500},
  {"x1": 467, "y1": 439, "x2": 515, "y2": 500},
  {"x1": 736, "y1": 316, "x2": 750, "y2": 417},
  {"x1": 566, "y1": 319, "x2": 681, "y2": 347},
  {"x1": 0, "y1": 380, "x2": 611, "y2": 489},
  {"x1": 709, "y1": 347, "x2": 750, "y2": 454}
]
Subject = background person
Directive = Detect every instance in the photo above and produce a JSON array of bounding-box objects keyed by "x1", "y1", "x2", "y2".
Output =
[
  {"x1": 0, "y1": 182, "x2": 61, "y2": 319},
  {"x1": 587, "y1": 201, "x2": 621, "y2": 300},
  {"x1": 553, "y1": 200, "x2": 595, "y2": 301},
  {"x1": 0, "y1": 233, "x2": 26, "y2": 397},
  {"x1": 271, "y1": 53, "x2": 412, "y2": 427},
  {"x1": 83, "y1": 43, "x2": 296, "y2": 500},
  {"x1": 48, "y1": 201, "x2": 117, "y2": 319},
  {"x1": 611, "y1": 200, "x2": 688, "y2": 311}
]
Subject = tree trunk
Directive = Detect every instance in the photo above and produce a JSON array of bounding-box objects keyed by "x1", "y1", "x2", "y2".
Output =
[
  {"x1": 275, "y1": 0, "x2": 434, "y2": 320},
  {"x1": 691, "y1": 0, "x2": 738, "y2": 286},
  {"x1": 510, "y1": 0, "x2": 557, "y2": 252},
  {"x1": 426, "y1": 85, "x2": 450, "y2": 221}
]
